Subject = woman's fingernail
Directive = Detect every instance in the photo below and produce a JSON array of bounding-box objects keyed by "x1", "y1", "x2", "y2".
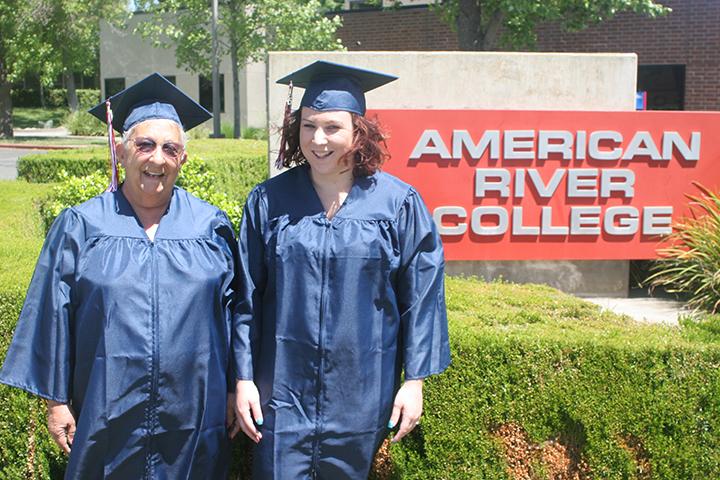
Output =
[
  {"x1": 387, "y1": 421, "x2": 394, "y2": 428},
  {"x1": 256, "y1": 418, "x2": 264, "y2": 426}
]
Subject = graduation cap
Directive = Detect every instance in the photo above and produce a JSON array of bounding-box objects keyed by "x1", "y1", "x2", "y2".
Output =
[
  {"x1": 89, "y1": 73, "x2": 211, "y2": 134},
  {"x1": 88, "y1": 73, "x2": 211, "y2": 192},
  {"x1": 276, "y1": 60, "x2": 398, "y2": 116}
]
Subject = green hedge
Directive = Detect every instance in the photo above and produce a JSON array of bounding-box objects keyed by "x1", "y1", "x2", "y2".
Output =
[
  {"x1": 0, "y1": 289, "x2": 66, "y2": 479},
  {"x1": 46, "y1": 89, "x2": 100, "y2": 109},
  {"x1": 1, "y1": 278, "x2": 719, "y2": 478},
  {"x1": 380, "y1": 280, "x2": 720, "y2": 479},
  {"x1": 16, "y1": 139, "x2": 268, "y2": 205},
  {"x1": 17, "y1": 152, "x2": 108, "y2": 183}
]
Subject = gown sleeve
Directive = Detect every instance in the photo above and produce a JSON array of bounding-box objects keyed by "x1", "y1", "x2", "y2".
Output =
[
  {"x1": 210, "y1": 210, "x2": 241, "y2": 391},
  {"x1": 395, "y1": 188, "x2": 451, "y2": 380},
  {"x1": 0, "y1": 208, "x2": 85, "y2": 403},
  {"x1": 233, "y1": 186, "x2": 267, "y2": 381}
]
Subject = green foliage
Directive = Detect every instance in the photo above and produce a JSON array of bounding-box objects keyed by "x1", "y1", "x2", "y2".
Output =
[
  {"x1": 17, "y1": 153, "x2": 108, "y2": 183},
  {"x1": 46, "y1": 89, "x2": 100, "y2": 109},
  {"x1": 38, "y1": 170, "x2": 108, "y2": 233},
  {"x1": 135, "y1": 0, "x2": 343, "y2": 76},
  {"x1": 17, "y1": 139, "x2": 268, "y2": 195},
  {"x1": 34, "y1": 153, "x2": 255, "y2": 234},
  {"x1": 0, "y1": 181, "x2": 52, "y2": 291},
  {"x1": 648, "y1": 183, "x2": 720, "y2": 313},
  {"x1": 0, "y1": 289, "x2": 67, "y2": 479},
  {"x1": 242, "y1": 127, "x2": 268, "y2": 141},
  {"x1": 62, "y1": 110, "x2": 106, "y2": 136},
  {"x1": 385, "y1": 277, "x2": 720, "y2": 479},
  {"x1": 436, "y1": 0, "x2": 669, "y2": 50}
]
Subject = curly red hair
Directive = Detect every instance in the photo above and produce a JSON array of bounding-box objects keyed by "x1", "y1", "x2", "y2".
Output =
[{"x1": 276, "y1": 108, "x2": 390, "y2": 177}]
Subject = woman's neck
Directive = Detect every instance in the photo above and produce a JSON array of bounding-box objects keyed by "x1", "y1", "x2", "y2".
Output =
[{"x1": 309, "y1": 167, "x2": 354, "y2": 220}]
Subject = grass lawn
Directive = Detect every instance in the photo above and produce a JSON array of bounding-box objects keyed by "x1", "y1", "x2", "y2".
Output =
[
  {"x1": 12, "y1": 107, "x2": 68, "y2": 129},
  {"x1": 0, "y1": 181, "x2": 53, "y2": 291}
]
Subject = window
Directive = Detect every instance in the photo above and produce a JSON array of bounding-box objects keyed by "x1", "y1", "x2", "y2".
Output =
[
  {"x1": 637, "y1": 65, "x2": 685, "y2": 110},
  {"x1": 104, "y1": 78, "x2": 126, "y2": 98},
  {"x1": 163, "y1": 75, "x2": 176, "y2": 85},
  {"x1": 199, "y1": 74, "x2": 225, "y2": 113}
]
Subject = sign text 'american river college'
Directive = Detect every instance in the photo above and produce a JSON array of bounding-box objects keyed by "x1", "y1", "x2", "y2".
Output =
[{"x1": 376, "y1": 110, "x2": 720, "y2": 261}]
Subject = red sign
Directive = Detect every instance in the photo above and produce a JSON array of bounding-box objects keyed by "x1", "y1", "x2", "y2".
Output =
[{"x1": 374, "y1": 109, "x2": 720, "y2": 261}]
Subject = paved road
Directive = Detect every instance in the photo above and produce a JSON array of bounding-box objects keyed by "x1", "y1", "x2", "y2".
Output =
[{"x1": 0, "y1": 148, "x2": 48, "y2": 180}]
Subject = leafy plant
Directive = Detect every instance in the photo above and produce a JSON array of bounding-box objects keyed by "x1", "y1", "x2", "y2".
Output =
[
  {"x1": 62, "y1": 110, "x2": 106, "y2": 136},
  {"x1": 648, "y1": 183, "x2": 720, "y2": 313},
  {"x1": 37, "y1": 158, "x2": 244, "y2": 234}
]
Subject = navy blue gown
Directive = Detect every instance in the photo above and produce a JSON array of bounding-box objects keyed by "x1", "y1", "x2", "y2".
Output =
[
  {"x1": 0, "y1": 187, "x2": 235, "y2": 479},
  {"x1": 234, "y1": 164, "x2": 451, "y2": 479}
]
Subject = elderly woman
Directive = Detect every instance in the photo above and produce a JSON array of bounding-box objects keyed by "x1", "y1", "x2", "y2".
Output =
[
  {"x1": 232, "y1": 61, "x2": 451, "y2": 478},
  {"x1": 0, "y1": 74, "x2": 236, "y2": 478}
]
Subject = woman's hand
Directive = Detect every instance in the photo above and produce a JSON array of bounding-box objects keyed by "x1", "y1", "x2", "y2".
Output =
[
  {"x1": 388, "y1": 379, "x2": 423, "y2": 442},
  {"x1": 232, "y1": 380, "x2": 263, "y2": 443},
  {"x1": 47, "y1": 400, "x2": 76, "y2": 454}
]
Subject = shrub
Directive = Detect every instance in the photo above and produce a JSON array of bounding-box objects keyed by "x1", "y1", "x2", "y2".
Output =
[
  {"x1": 11, "y1": 88, "x2": 42, "y2": 108},
  {"x1": 0, "y1": 289, "x2": 66, "y2": 479},
  {"x1": 648, "y1": 183, "x2": 720, "y2": 313},
  {"x1": 46, "y1": 89, "x2": 100, "y2": 109},
  {"x1": 37, "y1": 159, "x2": 243, "y2": 234},
  {"x1": 242, "y1": 127, "x2": 268, "y2": 141},
  {"x1": 38, "y1": 171, "x2": 109, "y2": 233},
  {"x1": 379, "y1": 278, "x2": 720, "y2": 479},
  {"x1": 63, "y1": 111, "x2": 106, "y2": 136},
  {"x1": 17, "y1": 153, "x2": 108, "y2": 183}
]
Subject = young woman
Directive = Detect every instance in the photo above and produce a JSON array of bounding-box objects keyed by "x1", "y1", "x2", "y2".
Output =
[{"x1": 232, "y1": 61, "x2": 451, "y2": 478}]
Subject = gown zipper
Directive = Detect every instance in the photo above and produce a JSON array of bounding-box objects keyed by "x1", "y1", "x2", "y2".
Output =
[
  {"x1": 145, "y1": 242, "x2": 160, "y2": 479},
  {"x1": 310, "y1": 218, "x2": 331, "y2": 477}
]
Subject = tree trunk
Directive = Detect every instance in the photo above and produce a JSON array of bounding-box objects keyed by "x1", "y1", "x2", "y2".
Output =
[
  {"x1": 455, "y1": 0, "x2": 485, "y2": 51},
  {"x1": 0, "y1": 64, "x2": 13, "y2": 138},
  {"x1": 482, "y1": 10, "x2": 504, "y2": 50},
  {"x1": 64, "y1": 70, "x2": 79, "y2": 111},
  {"x1": 231, "y1": 44, "x2": 241, "y2": 139}
]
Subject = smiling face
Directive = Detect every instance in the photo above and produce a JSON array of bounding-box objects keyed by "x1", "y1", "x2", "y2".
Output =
[
  {"x1": 118, "y1": 119, "x2": 186, "y2": 209},
  {"x1": 299, "y1": 107, "x2": 354, "y2": 179}
]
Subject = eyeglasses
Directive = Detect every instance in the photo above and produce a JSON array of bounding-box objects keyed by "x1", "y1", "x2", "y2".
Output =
[{"x1": 131, "y1": 137, "x2": 184, "y2": 161}]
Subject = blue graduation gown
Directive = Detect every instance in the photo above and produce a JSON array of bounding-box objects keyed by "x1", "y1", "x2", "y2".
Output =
[
  {"x1": 0, "y1": 187, "x2": 235, "y2": 479},
  {"x1": 234, "y1": 165, "x2": 450, "y2": 479}
]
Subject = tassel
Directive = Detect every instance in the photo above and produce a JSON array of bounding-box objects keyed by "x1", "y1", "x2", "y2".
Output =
[
  {"x1": 105, "y1": 99, "x2": 119, "y2": 192},
  {"x1": 275, "y1": 81, "x2": 293, "y2": 168}
]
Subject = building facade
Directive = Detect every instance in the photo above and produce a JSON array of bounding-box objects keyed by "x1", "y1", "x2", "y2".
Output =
[{"x1": 335, "y1": 0, "x2": 718, "y2": 111}]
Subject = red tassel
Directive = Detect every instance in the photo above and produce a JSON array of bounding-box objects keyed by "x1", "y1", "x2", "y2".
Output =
[
  {"x1": 105, "y1": 100, "x2": 119, "y2": 192},
  {"x1": 275, "y1": 81, "x2": 293, "y2": 168}
]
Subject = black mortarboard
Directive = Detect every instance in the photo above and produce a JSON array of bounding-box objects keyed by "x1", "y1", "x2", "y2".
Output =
[
  {"x1": 88, "y1": 73, "x2": 211, "y2": 133},
  {"x1": 276, "y1": 60, "x2": 398, "y2": 116}
]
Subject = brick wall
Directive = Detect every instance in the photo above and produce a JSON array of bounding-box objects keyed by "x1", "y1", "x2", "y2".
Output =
[
  {"x1": 533, "y1": 0, "x2": 719, "y2": 111},
  {"x1": 335, "y1": 1, "x2": 719, "y2": 110},
  {"x1": 336, "y1": 6, "x2": 458, "y2": 51}
]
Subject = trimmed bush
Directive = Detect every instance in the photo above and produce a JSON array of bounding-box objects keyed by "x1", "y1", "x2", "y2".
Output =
[
  {"x1": 379, "y1": 279, "x2": 720, "y2": 479},
  {"x1": 0, "y1": 288, "x2": 66, "y2": 479},
  {"x1": 17, "y1": 152, "x2": 108, "y2": 183},
  {"x1": 63, "y1": 111, "x2": 106, "y2": 136},
  {"x1": 37, "y1": 159, "x2": 244, "y2": 234},
  {"x1": 46, "y1": 89, "x2": 100, "y2": 109},
  {"x1": 17, "y1": 139, "x2": 269, "y2": 207}
]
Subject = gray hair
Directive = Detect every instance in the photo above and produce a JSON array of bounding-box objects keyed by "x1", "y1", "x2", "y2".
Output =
[{"x1": 122, "y1": 119, "x2": 189, "y2": 147}]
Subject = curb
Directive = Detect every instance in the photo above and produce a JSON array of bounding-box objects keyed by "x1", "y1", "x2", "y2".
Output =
[{"x1": 0, "y1": 143, "x2": 87, "y2": 150}]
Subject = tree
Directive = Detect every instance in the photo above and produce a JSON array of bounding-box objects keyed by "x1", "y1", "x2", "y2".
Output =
[
  {"x1": 0, "y1": 1, "x2": 48, "y2": 137},
  {"x1": 436, "y1": 0, "x2": 670, "y2": 51},
  {"x1": 40, "y1": 0, "x2": 129, "y2": 111},
  {"x1": 136, "y1": 0, "x2": 344, "y2": 138},
  {"x1": 0, "y1": 0, "x2": 128, "y2": 138}
]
